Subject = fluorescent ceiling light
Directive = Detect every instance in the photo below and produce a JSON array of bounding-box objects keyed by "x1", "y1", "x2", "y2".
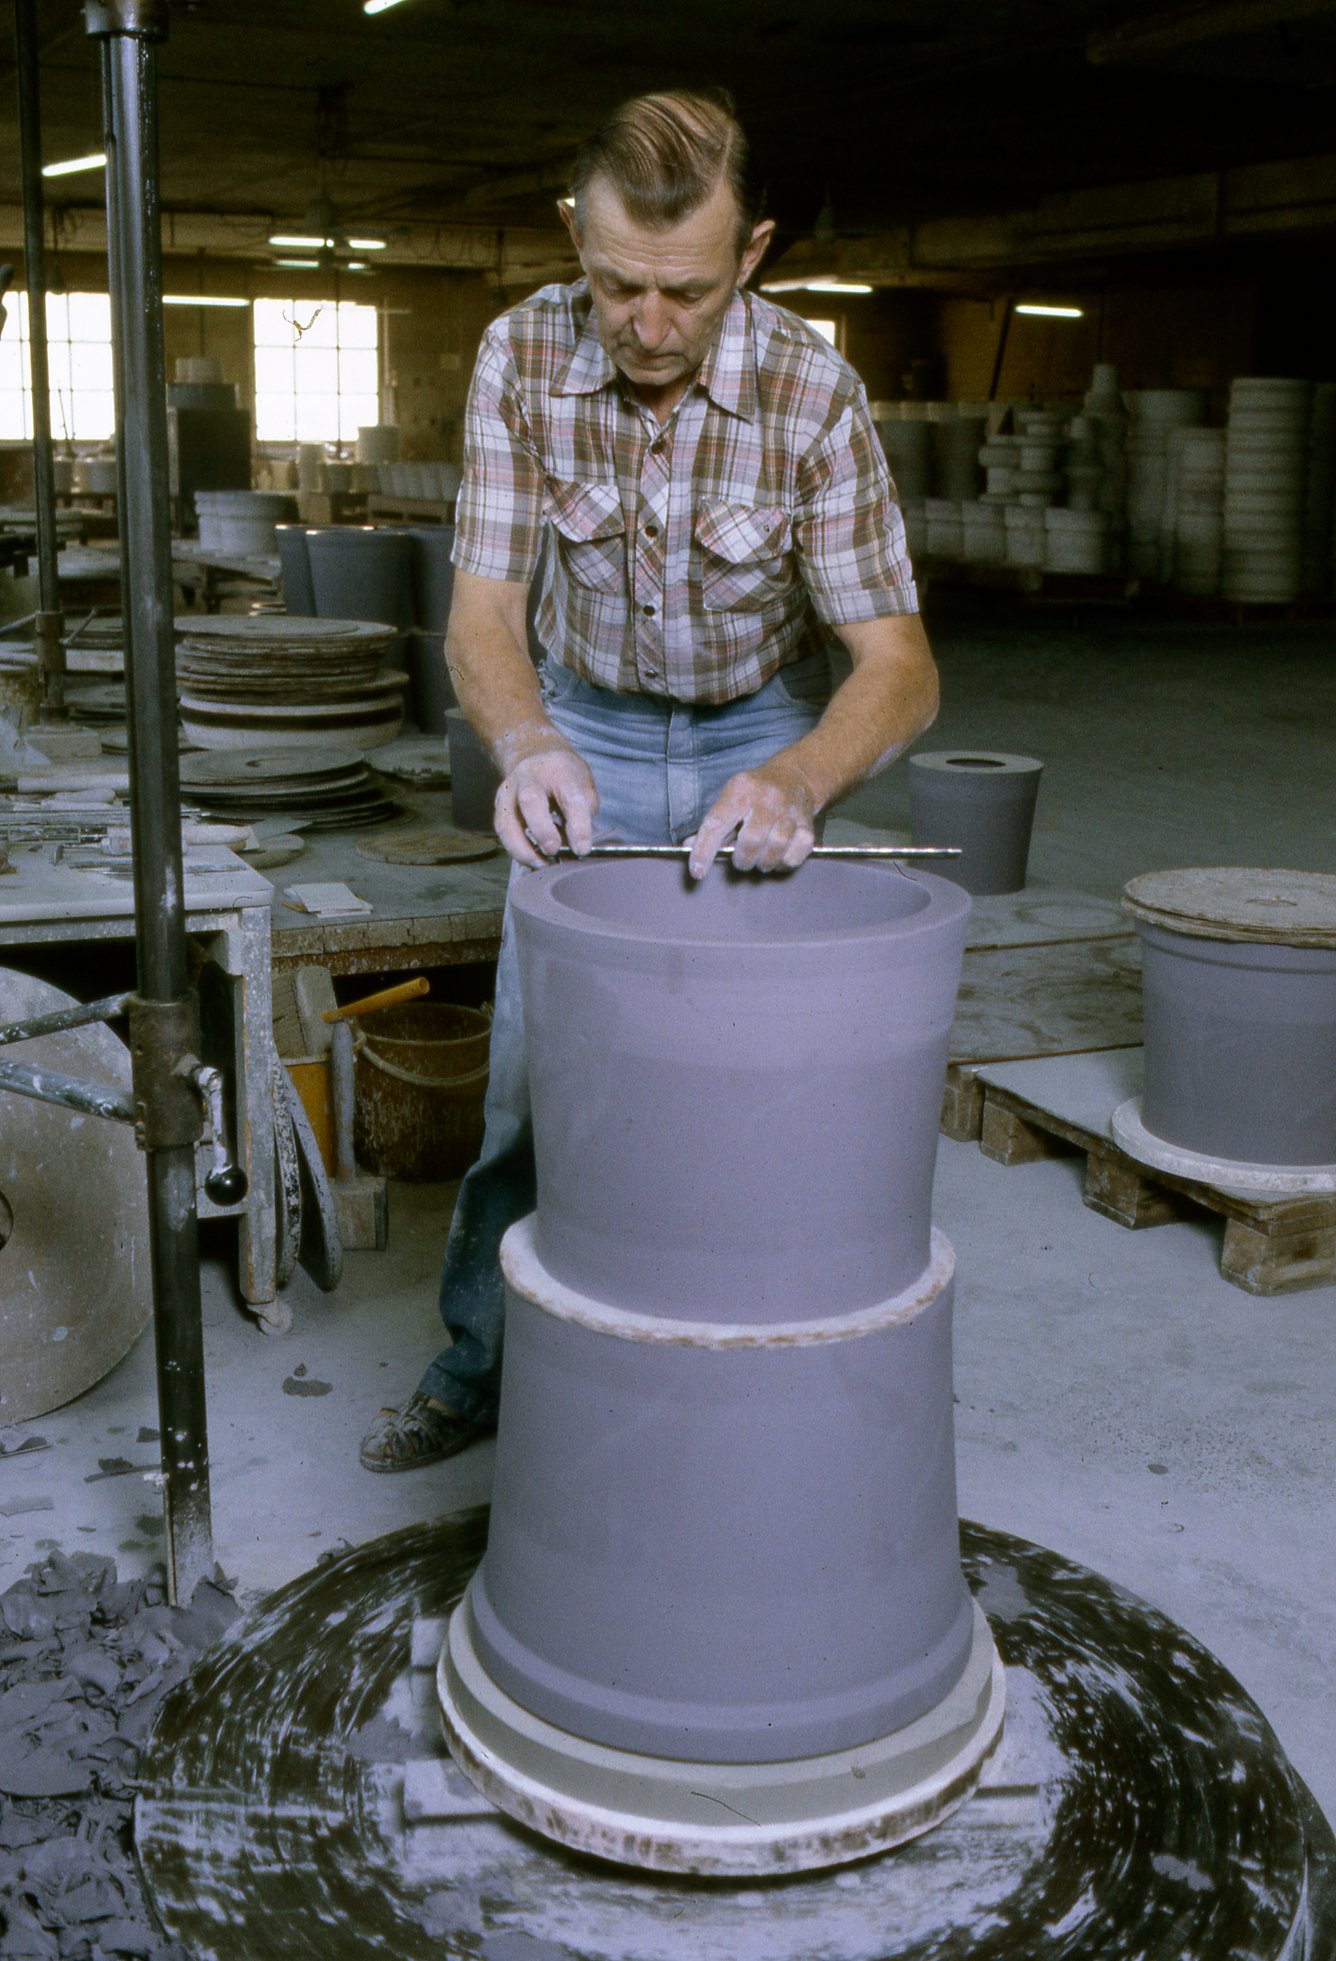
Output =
[
  {"x1": 364, "y1": 0, "x2": 411, "y2": 13},
  {"x1": 269, "y1": 233, "x2": 328, "y2": 248},
  {"x1": 346, "y1": 238, "x2": 387, "y2": 251},
  {"x1": 761, "y1": 277, "x2": 873, "y2": 295},
  {"x1": 42, "y1": 152, "x2": 106, "y2": 178},
  {"x1": 1015, "y1": 303, "x2": 1084, "y2": 318},
  {"x1": 162, "y1": 294, "x2": 248, "y2": 308},
  {"x1": 344, "y1": 261, "x2": 368, "y2": 271},
  {"x1": 272, "y1": 259, "x2": 320, "y2": 270}
]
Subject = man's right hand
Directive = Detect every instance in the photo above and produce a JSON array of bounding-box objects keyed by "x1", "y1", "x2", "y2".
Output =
[{"x1": 494, "y1": 740, "x2": 599, "y2": 868}]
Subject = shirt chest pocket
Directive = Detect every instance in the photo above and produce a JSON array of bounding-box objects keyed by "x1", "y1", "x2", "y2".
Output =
[
  {"x1": 695, "y1": 499, "x2": 794, "y2": 612},
  {"x1": 547, "y1": 478, "x2": 627, "y2": 594}
]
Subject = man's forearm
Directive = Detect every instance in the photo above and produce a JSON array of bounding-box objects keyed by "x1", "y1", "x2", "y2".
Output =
[
  {"x1": 444, "y1": 570, "x2": 572, "y2": 775},
  {"x1": 775, "y1": 613, "x2": 940, "y2": 814}
]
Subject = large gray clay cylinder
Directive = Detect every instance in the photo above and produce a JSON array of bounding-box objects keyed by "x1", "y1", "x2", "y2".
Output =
[
  {"x1": 306, "y1": 525, "x2": 414, "y2": 631},
  {"x1": 510, "y1": 862, "x2": 971, "y2": 1316},
  {"x1": 469, "y1": 1223, "x2": 971, "y2": 1763},
  {"x1": 405, "y1": 629, "x2": 456, "y2": 733},
  {"x1": 909, "y1": 750, "x2": 1043, "y2": 896},
  {"x1": 408, "y1": 525, "x2": 456, "y2": 633},
  {"x1": 446, "y1": 709, "x2": 501, "y2": 830},
  {"x1": 1135, "y1": 921, "x2": 1336, "y2": 1164},
  {"x1": 275, "y1": 524, "x2": 315, "y2": 616}
]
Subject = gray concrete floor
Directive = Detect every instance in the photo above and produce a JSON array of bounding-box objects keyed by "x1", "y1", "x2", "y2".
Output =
[{"x1": 3, "y1": 594, "x2": 1335, "y2": 1833}]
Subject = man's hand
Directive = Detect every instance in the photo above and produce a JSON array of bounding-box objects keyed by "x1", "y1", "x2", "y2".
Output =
[
  {"x1": 494, "y1": 739, "x2": 599, "y2": 868},
  {"x1": 688, "y1": 753, "x2": 819, "y2": 879}
]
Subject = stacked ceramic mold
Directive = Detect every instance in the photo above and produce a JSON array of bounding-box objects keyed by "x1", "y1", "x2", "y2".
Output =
[
  {"x1": 1221, "y1": 379, "x2": 1316, "y2": 604},
  {"x1": 1123, "y1": 390, "x2": 1208, "y2": 578},
  {"x1": 174, "y1": 614, "x2": 404, "y2": 750},
  {"x1": 1302, "y1": 384, "x2": 1336, "y2": 599},
  {"x1": 437, "y1": 859, "x2": 1005, "y2": 1875},
  {"x1": 1162, "y1": 428, "x2": 1227, "y2": 596},
  {"x1": 874, "y1": 404, "x2": 989, "y2": 564}
]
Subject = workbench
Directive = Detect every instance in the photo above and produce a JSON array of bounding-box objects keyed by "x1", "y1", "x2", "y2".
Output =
[
  {"x1": 0, "y1": 839, "x2": 279, "y2": 1320},
  {"x1": 268, "y1": 788, "x2": 509, "y2": 978}
]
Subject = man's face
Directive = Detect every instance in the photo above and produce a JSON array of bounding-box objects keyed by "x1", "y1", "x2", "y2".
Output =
[{"x1": 562, "y1": 173, "x2": 773, "y2": 399}]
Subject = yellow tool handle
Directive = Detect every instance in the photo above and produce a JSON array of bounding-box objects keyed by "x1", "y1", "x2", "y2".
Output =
[{"x1": 323, "y1": 975, "x2": 430, "y2": 1024}]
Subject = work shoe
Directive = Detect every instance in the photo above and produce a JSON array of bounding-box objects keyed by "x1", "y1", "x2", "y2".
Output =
[{"x1": 358, "y1": 1391, "x2": 492, "y2": 1472}]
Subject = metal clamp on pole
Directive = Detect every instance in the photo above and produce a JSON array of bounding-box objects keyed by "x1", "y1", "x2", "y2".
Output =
[
  {"x1": 127, "y1": 993, "x2": 248, "y2": 1203},
  {"x1": 83, "y1": 0, "x2": 169, "y2": 36}
]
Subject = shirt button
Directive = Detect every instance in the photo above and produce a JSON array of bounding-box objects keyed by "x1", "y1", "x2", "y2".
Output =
[
  {"x1": 649, "y1": 440, "x2": 665, "y2": 454},
  {"x1": 644, "y1": 522, "x2": 659, "y2": 538},
  {"x1": 641, "y1": 603, "x2": 656, "y2": 616}
]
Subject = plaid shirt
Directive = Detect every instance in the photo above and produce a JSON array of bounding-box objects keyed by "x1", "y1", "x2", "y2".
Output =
[{"x1": 454, "y1": 279, "x2": 917, "y2": 705}]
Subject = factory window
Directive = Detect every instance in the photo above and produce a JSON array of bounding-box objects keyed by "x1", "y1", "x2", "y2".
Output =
[
  {"x1": 252, "y1": 298, "x2": 379, "y2": 444},
  {"x1": 0, "y1": 291, "x2": 116, "y2": 443}
]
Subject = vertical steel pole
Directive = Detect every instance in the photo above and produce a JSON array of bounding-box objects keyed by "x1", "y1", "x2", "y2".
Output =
[
  {"x1": 87, "y1": 0, "x2": 214, "y2": 1604},
  {"x1": 12, "y1": 0, "x2": 66, "y2": 718}
]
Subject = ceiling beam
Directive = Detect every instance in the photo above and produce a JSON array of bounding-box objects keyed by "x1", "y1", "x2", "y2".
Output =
[
  {"x1": 1087, "y1": 0, "x2": 1336, "y2": 64},
  {"x1": 764, "y1": 148, "x2": 1336, "y2": 285},
  {"x1": 0, "y1": 203, "x2": 575, "y2": 283}
]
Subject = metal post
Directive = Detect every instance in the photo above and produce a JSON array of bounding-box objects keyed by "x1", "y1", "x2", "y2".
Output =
[
  {"x1": 87, "y1": 0, "x2": 214, "y2": 1605},
  {"x1": 12, "y1": 0, "x2": 66, "y2": 719}
]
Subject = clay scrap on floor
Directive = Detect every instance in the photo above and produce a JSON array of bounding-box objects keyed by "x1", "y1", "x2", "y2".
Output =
[{"x1": 0, "y1": 1548, "x2": 239, "y2": 1961}]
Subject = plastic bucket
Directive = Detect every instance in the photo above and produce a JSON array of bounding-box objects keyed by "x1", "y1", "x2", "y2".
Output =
[{"x1": 354, "y1": 1002, "x2": 491, "y2": 1179}]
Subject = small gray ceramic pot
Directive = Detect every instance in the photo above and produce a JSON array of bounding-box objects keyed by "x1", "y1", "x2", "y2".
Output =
[{"x1": 909, "y1": 750, "x2": 1043, "y2": 897}]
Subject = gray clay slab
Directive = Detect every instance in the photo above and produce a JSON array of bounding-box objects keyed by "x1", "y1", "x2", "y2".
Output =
[{"x1": 975, "y1": 1047, "x2": 1145, "y2": 1138}]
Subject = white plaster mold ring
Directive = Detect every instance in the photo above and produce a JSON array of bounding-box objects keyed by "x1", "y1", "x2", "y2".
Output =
[
  {"x1": 437, "y1": 1598, "x2": 1006, "y2": 1878},
  {"x1": 1110, "y1": 1098, "x2": 1336, "y2": 1196},
  {"x1": 498, "y1": 1213, "x2": 956, "y2": 1349}
]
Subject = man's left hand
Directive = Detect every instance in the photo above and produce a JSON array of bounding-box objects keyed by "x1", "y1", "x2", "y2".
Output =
[{"x1": 688, "y1": 755, "x2": 819, "y2": 879}]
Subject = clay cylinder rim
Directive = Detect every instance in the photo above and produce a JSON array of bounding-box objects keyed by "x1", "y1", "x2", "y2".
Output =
[{"x1": 510, "y1": 859, "x2": 971, "y2": 954}]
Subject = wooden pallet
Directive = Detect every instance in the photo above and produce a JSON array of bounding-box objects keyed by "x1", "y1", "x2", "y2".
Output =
[
  {"x1": 971, "y1": 1054, "x2": 1336, "y2": 1297},
  {"x1": 943, "y1": 928, "x2": 1144, "y2": 1143}
]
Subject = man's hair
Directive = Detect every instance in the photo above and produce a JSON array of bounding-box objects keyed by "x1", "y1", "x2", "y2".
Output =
[{"x1": 569, "y1": 89, "x2": 764, "y2": 257}]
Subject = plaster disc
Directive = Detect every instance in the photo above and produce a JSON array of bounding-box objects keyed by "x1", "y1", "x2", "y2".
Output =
[
  {"x1": 0, "y1": 969, "x2": 150, "y2": 1423},
  {"x1": 1123, "y1": 867, "x2": 1336, "y2": 947},
  {"x1": 180, "y1": 749, "x2": 369, "y2": 789},
  {"x1": 357, "y1": 828, "x2": 499, "y2": 865}
]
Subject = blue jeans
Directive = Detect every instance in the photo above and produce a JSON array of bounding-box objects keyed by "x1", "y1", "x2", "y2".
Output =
[{"x1": 418, "y1": 651, "x2": 833, "y2": 1420}]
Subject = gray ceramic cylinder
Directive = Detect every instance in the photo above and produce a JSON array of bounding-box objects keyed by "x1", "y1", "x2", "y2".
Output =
[
  {"x1": 408, "y1": 525, "x2": 456, "y2": 634},
  {"x1": 274, "y1": 524, "x2": 315, "y2": 616},
  {"x1": 909, "y1": 751, "x2": 1044, "y2": 897},
  {"x1": 1137, "y1": 919, "x2": 1336, "y2": 1164},
  {"x1": 510, "y1": 861, "x2": 971, "y2": 1316},
  {"x1": 406, "y1": 629, "x2": 456, "y2": 733},
  {"x1": 470, "y1": 1223, "x2": 971, "y2": 1763},
  {"x1": 306, "y1": 525, "x2": 414, "y2": 630},
  {"x1": 446, "y1": 709, "x2": 501, "y2": 830}
]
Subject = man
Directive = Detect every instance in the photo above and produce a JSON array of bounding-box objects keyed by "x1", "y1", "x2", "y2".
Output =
[{"x1": 360, "y1": 88, "x2": 939, "y2": 1471}]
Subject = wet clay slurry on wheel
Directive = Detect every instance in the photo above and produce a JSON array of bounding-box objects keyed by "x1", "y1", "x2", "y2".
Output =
[
  {"x1": 133, "y1": 1513, "x2": 1336, "y2": 1961},
  {"x1": 511, "y1": 861, "x2": 972, "y2": 1316},
  {"x1": 909, "y1": 753, "x2": 1044, "y2": 898}
]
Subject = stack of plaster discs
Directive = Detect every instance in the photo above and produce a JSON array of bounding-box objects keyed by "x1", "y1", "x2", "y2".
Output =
[
  {"x1": 178, "y1": 747, "x2": 400, "y2": 830},
  {"x1": 174, "y1": 615, "x2": 404, "y2": 751},
  {"x1": 1222, "y1": 378, "x2": 1312, "y2": 603},
  {"x1": 1167, "y1": 428, "x2": 1227, "y2": 596}
]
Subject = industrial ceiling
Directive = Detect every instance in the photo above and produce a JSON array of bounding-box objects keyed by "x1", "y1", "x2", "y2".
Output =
[{"x1": 4, "y1": 0, "x2": 1336, "y2": 283}]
